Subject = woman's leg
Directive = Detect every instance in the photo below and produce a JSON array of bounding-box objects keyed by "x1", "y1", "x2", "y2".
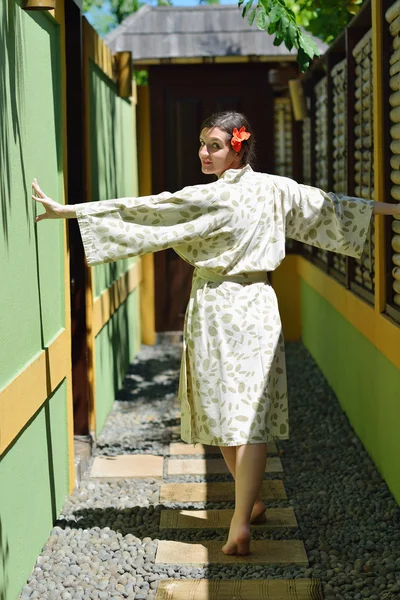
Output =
[
  {"x1": 222, "y1": 442, "x2": 268, "y2": 555},
  {"x1": 219, "y1": 445, "x2": 267, "y2": 523}
]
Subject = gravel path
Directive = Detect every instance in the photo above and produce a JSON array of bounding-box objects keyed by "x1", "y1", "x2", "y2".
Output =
[{"x1": 20, "y1": 341, "x2": 400, "y2": 600}]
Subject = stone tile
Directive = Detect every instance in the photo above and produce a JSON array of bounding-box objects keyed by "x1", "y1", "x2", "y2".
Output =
[
  {"x1": 155, "y1": 578, "x2": 322, "y2": 600},
  {"x1": 159, "y1": 507, "x2": 297, "y2": 529},
  {"x1": 155, "y1": 540, "x2": 308, "y2": 566},
  {"x1": 169, "y1": 441, "x2": 278, "y2": 455},
  {"x1": 159, "y1": 480, "x2": 287, "y2": 503},
  {"x1": 90, "y1": 454, "x2": 164, "y2": 479},
  {"x1": 167, "y1": 457, "x2": 282, "y2": 476}
]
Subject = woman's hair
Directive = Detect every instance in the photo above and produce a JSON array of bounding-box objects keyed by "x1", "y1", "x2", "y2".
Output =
[{"x1": 200, "y1": 111, "x2": 256, "y2": 167}]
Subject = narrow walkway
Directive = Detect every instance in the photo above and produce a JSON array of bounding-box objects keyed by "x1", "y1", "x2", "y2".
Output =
[{"x1": 20, "y1": 342, "x2": 400, "y2": 600}]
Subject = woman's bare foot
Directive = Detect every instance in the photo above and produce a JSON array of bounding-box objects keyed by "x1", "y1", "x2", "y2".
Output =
[
  {"x1": 222, "y1": 518, "x2": 251, "y2": 555},
  {"x1": 250, "y1": 499, "x2": 267, "y2": 524}
]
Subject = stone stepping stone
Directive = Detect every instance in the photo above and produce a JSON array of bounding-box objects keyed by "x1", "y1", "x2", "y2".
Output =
[
  {"x1": 159, "y1": 507, "x2": 297, "y2": 530},
  {"x1": 155, "y1": 540, "x2": 308, "y2": 566},
  {"x1": 90, "y1": 455, "x2": 164, "y2": 479},
  {"x1": 169, "y1": 441, "x2": 278, "y2": 455},
  {"x1": 167, "y1": 457, "x2": 282, "y2": 476},
  {"x1": 155, "y1": 578, "x2": 322, "y2": 600},
  {"x1": 159, "y1": 480, "x2": 287, "y2": 503}
]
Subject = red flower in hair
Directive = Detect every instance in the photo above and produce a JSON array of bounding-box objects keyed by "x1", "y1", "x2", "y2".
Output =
[{"x1": 231, "y1": 126, "x2": 251, "y2": 152}]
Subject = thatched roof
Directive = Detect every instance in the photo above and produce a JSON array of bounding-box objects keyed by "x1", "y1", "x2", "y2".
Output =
[{"x1": 105, "y1": 5, "x2": 328, "y2": 64}]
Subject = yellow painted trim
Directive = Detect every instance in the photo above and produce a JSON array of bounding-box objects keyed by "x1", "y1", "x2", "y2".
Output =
[
  {"x1": 133, "y1": 55, "x2": 297, "y2": 66},
  {"x1": 0, "y1": 330, "x2": 69, "y2": 456},
  {"x1": 298, "y1": 257, "x2": 400, "y2": 371},
  {"x1": 82, "y1": 17, "x2": 115, "y2": 81},
  {"x1": 92, "y1": 261, "x2": 143, "y2": 337},
  {"x1": 137, "y1": 85, "x2": 156, "y2": 345},
  {"x1": 372, "y1": 0, "x2": 387, "y2": 314},
  {"x1": 270, "y1": 255, "x2": 301, "y2": 341}
]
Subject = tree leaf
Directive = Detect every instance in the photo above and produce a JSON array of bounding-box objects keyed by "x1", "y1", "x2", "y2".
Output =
[
  {"x1": 284, "y1": 20, "x2": 297, "y2": 51},
  {"x1": 242, "y1": 0, "x2": 254, "y2": 19},
  {"x1": 269, "y1": 3, "x2": 284, "y2": 23},
  {"x1": 259, "y1": 0, "x2": 272, "y2": 10},
  {"x1": 248, "y1": 7, "x2": 257, "y2": 26},
  {"x1": 297, "y1": 46, "x2": 312, "y2": 72},
  {"x1": 256, "y1": 7, "x2": 269, "y2": 30},
  {"x1": 273, "y1": 31, "x2": 284, "y2": 46},
  {"x1": 298, "y1": 31, "x2": 321, "y2": 58},
  {"x1": 278, "y1": 12, "x2": 289, "y2": 36}
]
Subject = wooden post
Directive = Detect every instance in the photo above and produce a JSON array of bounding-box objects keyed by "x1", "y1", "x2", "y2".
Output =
[
  {"x1": 116, "y1": 52, "x2": 133, "y2": 98},
  {"x1": 24, "y1": 0, "x2": 56, "y2": 8},
  {"x1": 82, "y1": 18, "x2": 97, "y2": 437},
  {"x1": 137, "y1": 85, "x2": 156, "y2": 345},
  {"x1": 372, "y1": 0, "x2": 387, "y2": 314}
]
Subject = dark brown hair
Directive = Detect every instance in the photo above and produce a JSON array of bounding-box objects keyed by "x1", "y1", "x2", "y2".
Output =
[{"x1": 200, "y1": 111, "x2": 256, "y2": 167}]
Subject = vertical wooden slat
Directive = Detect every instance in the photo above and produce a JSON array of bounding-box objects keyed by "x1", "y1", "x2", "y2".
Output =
[
  {"x1": 384, "y1": 0, "x2": 400, "y2": 321},
  {"x1": 330, "y1": 57, "x2": 348, "y2": 281},
  {"x1": 54, "y1": 0, "x2": 75, "y2": 492},
  {"x1": 82, "y1": 18, "x2": 97, "y2": 436},
  {"x1": 372, "y1": 0, "x2": 387, "y2": 313},
  {"x1": 137, "y1": 86, "x2": 156, "y2": 345}
]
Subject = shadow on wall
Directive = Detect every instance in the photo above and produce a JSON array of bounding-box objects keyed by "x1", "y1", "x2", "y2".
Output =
[
  {"x1": 0, "y1": 519, "x2": 10, "y2": 600},
  {"x1": 0, "y1": 0, "x2": 29, "y2": 246}
]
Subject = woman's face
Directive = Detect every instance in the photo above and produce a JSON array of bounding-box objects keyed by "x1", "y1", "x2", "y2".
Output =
[{"x1": 199, "y1": 126, "x2": 243, "y2": 178}]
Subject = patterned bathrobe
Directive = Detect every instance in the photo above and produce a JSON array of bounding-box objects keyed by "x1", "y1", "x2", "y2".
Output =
[{"x1": 76, "y1": 164, "x2": 374, "y2": 446}]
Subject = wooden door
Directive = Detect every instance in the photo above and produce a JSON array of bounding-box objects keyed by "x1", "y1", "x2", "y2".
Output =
[{"x1": 149, "y1": 63, "x2": 274, "y2": 331}]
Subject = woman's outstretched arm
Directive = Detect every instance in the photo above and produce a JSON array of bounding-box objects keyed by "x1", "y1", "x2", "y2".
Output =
[{"x1": 372, "y1": 201, "x2": 400, "y2": 216}]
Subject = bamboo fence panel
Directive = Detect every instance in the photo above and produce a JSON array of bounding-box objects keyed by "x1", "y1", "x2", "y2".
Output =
[
  {"x1": 352, "y1": 29, "x2": 375, "y2": 298},
  {"x1": 331, "y1": 58, "x2": 348, "y2": 277},
  {"x1": 386, "y1": 0, "x2": 400, "y2": 308},
  {"x1": 274, "y1": 97, "x2": 293, "y2": 178},
  {"x1": 302, "y1": 98, "x2": 312, "y2": 186},
  {"x1": 313, "y1": 76, "x2": 329, "y2": 267}
]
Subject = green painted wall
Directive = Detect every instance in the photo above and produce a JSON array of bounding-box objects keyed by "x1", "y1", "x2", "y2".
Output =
[
  {"x1": 88, "y1": 60, "x2": 140, "y2": 434},
  {"x1": 89, "y1": 60, "x2": 137, "y2": 299},
  {"x1": 301, "y1": 281, "x2": 400, "y2": 504},
  {"x1": 0, "y1": 5, "x2": 64, "y2": 390},
  {"x1": 95, "y1": 289, "x2": 140, "y2": 433},
  {"x1": 0, "y1": 5, "x2": 69, "y2": 600},
  {"x1": 0, "y1": 382, "x2": 69, "y2": 600}
]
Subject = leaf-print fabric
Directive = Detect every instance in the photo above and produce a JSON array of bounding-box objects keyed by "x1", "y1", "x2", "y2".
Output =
[{"x1": 76, "y1": 165, "x2": 374, "y2": 446}]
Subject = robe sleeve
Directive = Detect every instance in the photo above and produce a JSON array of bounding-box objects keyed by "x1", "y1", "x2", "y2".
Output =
[
  {"x1": 75, "y1": 184, "x2": 232, "y2": 266},
  {"x1": 277, "y1": 177, "x2": 375, "y2": 259}
]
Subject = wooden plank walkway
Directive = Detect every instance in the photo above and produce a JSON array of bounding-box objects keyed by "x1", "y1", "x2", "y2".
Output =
[{"x1": 153, "y1": 417, "x2": 322, "y2": 599}]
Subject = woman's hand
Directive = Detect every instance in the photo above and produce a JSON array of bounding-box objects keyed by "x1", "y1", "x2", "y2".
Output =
[
  {"x1": 32, "y1": 179, "x2": 76, "y2": 221},
  {"x1": 372, "y1": 201, "x2": 400, "y2": 217}
]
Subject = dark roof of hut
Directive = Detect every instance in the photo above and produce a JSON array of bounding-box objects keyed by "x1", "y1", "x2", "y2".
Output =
[{"x1": 105, "y1": 5, "x2": 328, "y2": 63}]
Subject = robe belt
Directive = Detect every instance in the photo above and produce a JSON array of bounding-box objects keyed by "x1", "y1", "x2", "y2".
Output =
[{"x1": 194, "y1": 267, "x2": 269, "y2": 284}]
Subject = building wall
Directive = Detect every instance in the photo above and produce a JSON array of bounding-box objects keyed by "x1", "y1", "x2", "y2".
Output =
[
  {"x1": 272, "y1": 256, "x2": 400, "y2": 506},
  {"x1": 0, "y1": 4, "x2": 72, "y2": 599},
  {"x1": 301, "y1": 280, "x2": 400, "y2": 504}
]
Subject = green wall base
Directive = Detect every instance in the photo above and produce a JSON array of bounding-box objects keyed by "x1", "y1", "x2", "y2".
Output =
[
  {"x1": 95, "y1": 289, "x2": 140, "y2": 435},
  {"x1": 301, "y1": 281, "x2": 400, "y2": 505},
  {"x1": 0, "y1": 382, "x2": 69, "y2": 600}
]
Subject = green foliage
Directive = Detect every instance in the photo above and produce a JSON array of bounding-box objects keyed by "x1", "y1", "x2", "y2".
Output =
[
  {"x1": 134, "y1": 69, "x2": 149, "y2": 85},
  {"x1": 239, "y1": 0, "x2": 320, "y2": 72},
  {"x1": 240, "y1": 0, "x2": 366, "y2": 72},
  {"x1": 293, "y1": 0, "x2": 365, "y2": 44}
]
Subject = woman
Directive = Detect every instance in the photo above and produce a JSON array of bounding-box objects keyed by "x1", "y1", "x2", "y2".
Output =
[{"x1": 33, "y1": 110, "x2": 400, "y2": 556}]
